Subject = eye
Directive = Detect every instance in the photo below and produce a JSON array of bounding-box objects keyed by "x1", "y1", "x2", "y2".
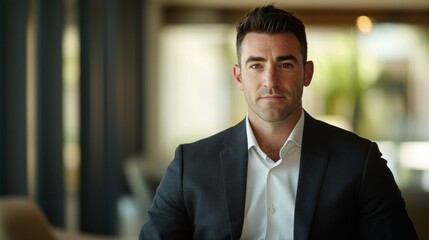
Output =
[
  {"x1": 249, "y1": 63, "x2": 263, "y2": 70},
  {"x1": 280, "y1": 62, "x2": 294, "y2": 69}
]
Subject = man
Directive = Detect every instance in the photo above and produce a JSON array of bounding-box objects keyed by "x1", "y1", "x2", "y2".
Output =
[{"x1": 139, "y1": 4, "x2": 417, "y2": 240}]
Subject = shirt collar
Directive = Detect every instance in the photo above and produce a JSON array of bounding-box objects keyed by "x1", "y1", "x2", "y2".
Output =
[{"x1": 246, "y1": 110, "x2": 305, "y2": 151}]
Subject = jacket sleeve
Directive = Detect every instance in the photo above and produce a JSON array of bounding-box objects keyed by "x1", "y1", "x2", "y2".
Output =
[
  {"x1": 358, "y1": 142, "x2": 418, "y2": 239},
  {"x1": 139, "y1": 145, "x2": 192, "y2": 240}
]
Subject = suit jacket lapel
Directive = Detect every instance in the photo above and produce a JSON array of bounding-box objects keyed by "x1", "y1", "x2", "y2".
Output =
[
  {"x1": 220, "y1": 119, "x2": 248, "y2": 240},
  {"x1": 219, "y1": 114, "x2": 330, "y2": 240},
  {"x1": 294, "y1": 112, "x2": 330, "y2": 240}
]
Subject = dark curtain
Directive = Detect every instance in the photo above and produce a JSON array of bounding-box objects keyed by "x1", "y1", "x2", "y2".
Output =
[
  {"x1": 36, "y1": 0, "x2": 65, "y2": 228},
  {"x1": 0, "y1": 0, "x2": 28, "y2": 197},
  {"x1": 79, "y1": 0, "x2": 143, "y2": 235}
]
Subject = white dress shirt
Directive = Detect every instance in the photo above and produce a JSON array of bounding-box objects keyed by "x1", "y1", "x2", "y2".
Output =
[{"x1": 240, "y1": 111, "x2": 304, "y2": 240}]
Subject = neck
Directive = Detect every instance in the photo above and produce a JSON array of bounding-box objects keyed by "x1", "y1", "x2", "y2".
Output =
[{"x1": 249, "y1": 108, "x2": 302, "y2": 161}]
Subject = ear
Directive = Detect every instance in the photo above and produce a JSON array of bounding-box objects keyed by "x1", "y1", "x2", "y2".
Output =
[
  {"x1": 233, "y1": 64, "x2": 244, "y2": 90},
  {"x1": 303, "y1": 61, "x2": 314, "y2": 87}
]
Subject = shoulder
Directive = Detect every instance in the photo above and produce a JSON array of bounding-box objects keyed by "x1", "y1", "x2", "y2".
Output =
[
  {"x1": 303, "y1": 112, "x2": 381, "y2": 166},
  {"x1": 304, "y1": 112, "x2": 373, "y2": 147},
  {"x1": 180, "y1": 118, "x2": 246, "y2": 154}
]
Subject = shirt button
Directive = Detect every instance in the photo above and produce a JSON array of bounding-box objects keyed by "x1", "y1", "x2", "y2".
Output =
[{"x1": 269, "y1": 207, "x2": 276, "y2": 214}]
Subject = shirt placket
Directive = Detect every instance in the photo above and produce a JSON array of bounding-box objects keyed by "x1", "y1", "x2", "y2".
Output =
[{"x1": 265, "y1": 158, "x2": 278, "y2": 239}]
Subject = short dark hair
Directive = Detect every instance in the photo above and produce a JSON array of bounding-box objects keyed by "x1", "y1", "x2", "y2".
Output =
[{"x1": 236, "y1": 4, "x2": 308, "y2": 64}]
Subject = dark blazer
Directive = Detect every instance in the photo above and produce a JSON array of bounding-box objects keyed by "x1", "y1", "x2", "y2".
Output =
[{"x1": 140, "y1": 112, "x2": 417, "y2": 240}]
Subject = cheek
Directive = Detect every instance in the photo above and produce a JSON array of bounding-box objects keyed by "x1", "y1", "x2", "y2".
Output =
[
  {"x1": 240, "y1": 75, "x2": 257, "y2": 89},
  {"x1": 242, "y1": 84, "x2": 258, "y2": 102}
]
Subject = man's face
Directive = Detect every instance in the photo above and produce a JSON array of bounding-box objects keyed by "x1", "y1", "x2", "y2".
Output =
[{"x1": 233, "y1": 32, "x2": 313, "y2": 124}]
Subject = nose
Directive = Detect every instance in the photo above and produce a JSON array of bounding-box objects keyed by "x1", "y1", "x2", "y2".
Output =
[{"x1": 263, "y1": 66, "x2": 277, "y2": 88}]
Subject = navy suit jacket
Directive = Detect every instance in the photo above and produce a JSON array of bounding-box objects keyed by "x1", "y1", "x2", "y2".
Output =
[{"x1": 140, "y1": 112, "x2": 417, "y2": 239}]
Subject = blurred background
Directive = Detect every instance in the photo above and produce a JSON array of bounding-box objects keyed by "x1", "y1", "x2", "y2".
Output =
[{"x1": 1, "y1": 0, "x2": 428, "y2": 239}]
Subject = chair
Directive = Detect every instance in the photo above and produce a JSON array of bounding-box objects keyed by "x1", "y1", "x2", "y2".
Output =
[
  {"x1": 0, "y1": 197, "x2": 57, "y2": 240},
  {"x1": 0, "y1": 196, "x2": 121, "y2": 240},
  {"x1": 122, "y1": 155, "x2": 154, "y2": 224}
]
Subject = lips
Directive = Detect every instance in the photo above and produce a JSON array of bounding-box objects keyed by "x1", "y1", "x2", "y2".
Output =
[{"x1": 260, "y1": 95, "x2": 284, "y2": 99}]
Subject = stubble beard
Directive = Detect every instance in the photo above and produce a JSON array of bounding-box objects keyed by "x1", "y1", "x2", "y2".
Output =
[{"x1": 249, "y1": 95, "x2": 303, "y2": 124}]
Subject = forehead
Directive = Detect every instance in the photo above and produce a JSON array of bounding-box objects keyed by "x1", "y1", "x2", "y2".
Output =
[{"x1": 240, "y1": 32, "x2": 302, "y2": 61}]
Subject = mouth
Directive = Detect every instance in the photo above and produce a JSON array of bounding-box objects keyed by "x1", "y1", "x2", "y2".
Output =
[{"x1": 260, "y1": 95, "x2": 284, "y2": 100}]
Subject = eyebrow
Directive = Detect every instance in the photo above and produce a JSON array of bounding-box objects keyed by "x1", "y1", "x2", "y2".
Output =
[
  {"x1": 244, "y1": 56, "x2": 265, "y2": 65},
  {"x1": 244, "y1": 55, "x2": 298, "y2": 65},
  {"x1": 277, "y1": 55, "x2": 298, "y2": 62}
]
